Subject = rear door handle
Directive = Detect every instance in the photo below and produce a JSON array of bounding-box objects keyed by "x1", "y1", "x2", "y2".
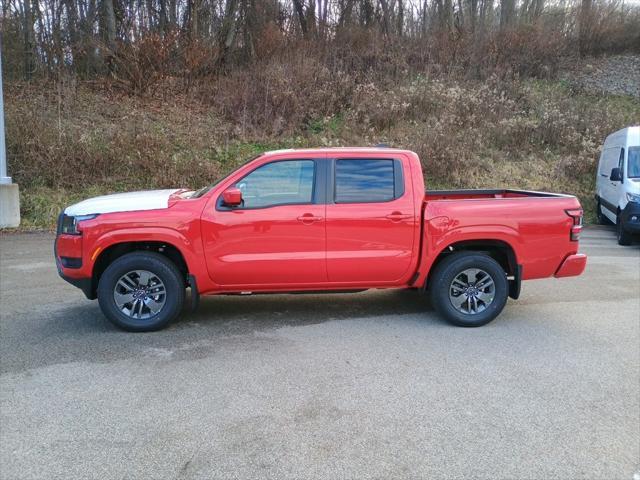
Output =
[
  {"x1": 297, "y1": 214, "x2": 323, "y2": 224},
  {"x1": 385, "y1": 212, "x2": 412, "y2": 222}
]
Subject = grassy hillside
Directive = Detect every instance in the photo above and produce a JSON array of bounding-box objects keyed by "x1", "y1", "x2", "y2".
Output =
[{"x1": 5, "y1": 75, "x2": 640, "y2": 229}]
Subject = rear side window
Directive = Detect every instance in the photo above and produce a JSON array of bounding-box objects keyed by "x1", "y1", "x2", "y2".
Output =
[{"x1": 335, "y1": 159, "x2": 403, "y2": 203}]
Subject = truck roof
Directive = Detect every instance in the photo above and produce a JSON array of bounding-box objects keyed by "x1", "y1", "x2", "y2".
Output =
[{"x1": 261, "y1": 147, "x2": 417, "y2": 156}]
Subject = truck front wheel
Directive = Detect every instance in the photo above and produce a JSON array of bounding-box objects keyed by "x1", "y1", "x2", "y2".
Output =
[
  {"x1": 97, "y1": 251, "x2": 185, "y2": 332},
  {"x1": 429, "y1": 252, "x2": 508, "y2": 327}
]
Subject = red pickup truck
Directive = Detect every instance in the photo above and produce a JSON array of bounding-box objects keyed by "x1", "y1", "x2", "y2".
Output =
[{"x1": 55, "y1": 148, "x2": 587, "y2": 331}]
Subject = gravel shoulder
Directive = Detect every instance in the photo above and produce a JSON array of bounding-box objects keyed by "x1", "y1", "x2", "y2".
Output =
[{"x1": 561, "y1": 53, "x2": 640, "y2": 98}]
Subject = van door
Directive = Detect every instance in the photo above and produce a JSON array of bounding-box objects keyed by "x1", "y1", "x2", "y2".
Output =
[{"x1": 599, "y1": 147, "x2": 624, "y2": 222}]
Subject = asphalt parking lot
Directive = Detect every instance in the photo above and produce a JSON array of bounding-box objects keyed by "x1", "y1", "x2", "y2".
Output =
[{"x1": 0, "y1": 227, "x2": 638, "y2": 480}]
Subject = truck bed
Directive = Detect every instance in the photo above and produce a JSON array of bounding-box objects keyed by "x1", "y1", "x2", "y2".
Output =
[
  {"x1": 425, "y1": 189, "x2": 574, "y2": 201},
  {"x1": 419, "y1": 188, "x2": 582, "y2": 282}
]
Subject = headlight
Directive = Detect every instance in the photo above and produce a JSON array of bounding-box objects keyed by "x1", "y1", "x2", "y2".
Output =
[
  {"x1": 626, "y1": 192, "x2": 640, "y2": 204},
  {"x1": 60, "y1": 214, "x2": 98, "y2": 235}
]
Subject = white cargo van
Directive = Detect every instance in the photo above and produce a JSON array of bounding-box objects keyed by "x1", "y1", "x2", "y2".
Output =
[{"x1": 595, "y1": 126, "x2": 640, "y2": 245}]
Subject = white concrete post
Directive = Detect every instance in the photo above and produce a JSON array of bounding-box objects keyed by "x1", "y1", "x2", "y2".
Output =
[
  {"x1": 0, "y1": 40, "x2": 8, "y2": 184},
  {"x1": 0, "y1": 40, "x2": 21, "y2": 227}
]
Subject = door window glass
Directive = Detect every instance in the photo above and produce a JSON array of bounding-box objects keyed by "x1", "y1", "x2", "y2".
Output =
[
  {"x1": 335, "y1": 159, "x2": 398, "y2": 203},
  {"x1": 236, "y1": 160, "x2": 315, "y2": 208},
  {"x1": 599, "y1": 148, "x2": 622, "y2": 176}
]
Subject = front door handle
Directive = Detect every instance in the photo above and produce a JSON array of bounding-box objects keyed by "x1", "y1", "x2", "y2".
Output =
[
  {"x1": 297, "y1": 214, "x2": 323, "y2": 224},
  {"x1": 385, "y1": 212, "x2": 412, "y2": 222}
]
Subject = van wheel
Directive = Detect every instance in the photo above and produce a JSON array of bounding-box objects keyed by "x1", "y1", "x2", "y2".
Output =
[
  {"x1": 596, "y1": 200, "x2": 610, "y2": 225},
  {"x1": 429, "y1": 252, "x2": 508, "y2": 327},
  {"x1": 616, "y1": 214, "x2": 633, "y2": 246},
  {"x1": 97, "y1": 252, "x2": 185, "y2": 332}
]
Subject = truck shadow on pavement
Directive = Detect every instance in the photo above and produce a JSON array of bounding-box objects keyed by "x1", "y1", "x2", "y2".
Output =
[
  {"x1": 1, "y1": 289, "x2": 438, "y2": 374},
  {"x1": 186, "y1": 289, "x2": 432, "y2": 330},
  {"x1": 46, "y1": 289, "x2": 433, "y2": 336}
]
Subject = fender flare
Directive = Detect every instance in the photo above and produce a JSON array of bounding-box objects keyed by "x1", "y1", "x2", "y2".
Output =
[
  {"x1": 87, "y1": 227, "x2": 201, "y2": 278},
  {"x1": 416, "y1": 225, "x2": 523, "y2": 290}
]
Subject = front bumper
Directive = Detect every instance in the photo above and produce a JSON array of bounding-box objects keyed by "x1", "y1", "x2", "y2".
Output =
[
  {"x1": 621, "y1": 201, "x2": 640, "y2": 233},
  {"x1": 54, "y1": 236, "x2": 95, "y2": 299},
  {"x1": 554, "y1": 253, "x2": 587, "y2": 278}
]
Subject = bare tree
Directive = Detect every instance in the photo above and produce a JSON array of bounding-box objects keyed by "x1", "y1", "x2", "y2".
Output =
[
  {"x1": 101, "y1": 0, "x2": 117, "y2": 71},
  {"x1": 500, "y1": 0, "x2": 515, "y2": 28}
]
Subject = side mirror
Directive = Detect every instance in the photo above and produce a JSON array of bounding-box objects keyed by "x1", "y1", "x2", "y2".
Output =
[
  {"x1": 610, "y1": 167, "x2": 623, "y2": 182},
  {"x1": 222, "y1": 187, "x2": 243, "y2": 207}
]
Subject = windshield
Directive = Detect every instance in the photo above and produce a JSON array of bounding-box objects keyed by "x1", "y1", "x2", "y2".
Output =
[
  {"x1": 190, "y1": 154, "x2": 264, "y2": 198},
  {"x1": 628, "y1": 146, "x2": 640, "y2": 178}
]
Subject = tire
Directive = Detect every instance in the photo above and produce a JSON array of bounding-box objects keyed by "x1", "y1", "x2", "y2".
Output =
[
  {"x1": 97, "y1": 251, "x2": 185, "y2": 332},
  {"x1": 596, "y1": 200, "x2": 610, "y2": 225},
  {"x1": 429, "y1": 252, "x2": 509, "y2": 327},
  {"x1": 616, "y1": 214, "x2": 633, "y2": 246}
]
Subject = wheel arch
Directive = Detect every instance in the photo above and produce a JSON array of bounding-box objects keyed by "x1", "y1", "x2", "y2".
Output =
[
  {"x1": 424, "y1": 239, "x2": 519, "y2": 295},
  {"x1": 89, "y1": 241, "x2": 190, "y2": 299}
]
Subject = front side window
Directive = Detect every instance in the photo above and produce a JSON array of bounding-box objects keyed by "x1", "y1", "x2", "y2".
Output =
[
  {"x1": 599, "y1": 148, "x2": 622, "y2": 176},
  {"x1": 335, "y1": 159, "x2": 400, "y2": 203},
  {"x1": 235, "y1": 160, "x2": 315, "y2": 208},
  {"x1": 628, "y1": 146, "x2": 640, "y2": 178}
]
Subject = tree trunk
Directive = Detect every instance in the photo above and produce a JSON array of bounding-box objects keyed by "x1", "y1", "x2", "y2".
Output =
[
  {"x1": 443, "y1": 0, "x2": 453, "y2": 30},
  {"x1": 292, "y1": 0, "x2": 309, "y2": 37},
  {"x1": 379, "y1": 0, "x2": 391, "y2": 34},
  {"x1": 469, "y1": 0, "x2": 478, "y2": 32},
  {"x1": 579, "y1": 0, "x2": 593, "y2": 55},
  {"x1": 100, "y1": 0, "x2": 116, "y2": 72},
  {"x1": 23, "y1": 0, "x2": 36, "y2": 79},
  {"x1": 500, "y1": 0, "x2": 515, "y2": 29},
  {"x1": 169, "y1": 0, "x2": 177, "y2": 26},
  {"x1": 218, "y1": 0, "x2": 240, "y2": 65},
  {"x1": 159, "y1": 0, "x2": 168, "y2": 33},
  {"x1": 338, "y1": 0, "x2": 355, "y2": 27}
]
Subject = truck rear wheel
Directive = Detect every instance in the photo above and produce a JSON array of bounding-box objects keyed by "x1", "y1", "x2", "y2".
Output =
[
  {"x1": 97, "y1": 251, "x2": 185, "y2": 332},
  {"x1": 429, "y1": 252, "x2": 508, "y2": 327}
]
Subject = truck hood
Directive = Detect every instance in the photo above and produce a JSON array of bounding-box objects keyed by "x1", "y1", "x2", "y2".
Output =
[{"x1": 64, "y1": 189, "x2": 183, "y2": 216}]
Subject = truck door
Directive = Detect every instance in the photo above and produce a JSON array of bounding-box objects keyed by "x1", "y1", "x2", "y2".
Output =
[
  {"x1": 325, "y1": 156, "x2": 417, "y2": 284},
  {"x1": 201, "y1": 158, "x2": 328, "y2": 287}
]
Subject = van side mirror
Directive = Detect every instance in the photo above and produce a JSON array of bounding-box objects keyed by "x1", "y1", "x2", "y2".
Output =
[
  {"x1": 222, "y1": 187, "x2": 243, "y2": 207},
  {"x1": 610, "y1": 167, "x2": 623, "y2": 182}
]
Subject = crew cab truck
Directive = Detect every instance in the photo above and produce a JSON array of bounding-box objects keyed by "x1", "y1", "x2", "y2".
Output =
[{"x1": 55, "y1": 148, "x2": 587, "y2": 332}]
